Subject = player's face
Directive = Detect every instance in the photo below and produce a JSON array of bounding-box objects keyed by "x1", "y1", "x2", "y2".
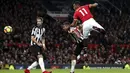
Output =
[
  {"x1": 73, "y1": 4, "x2": 76, "y2": 10},
  {"x1": 73, "y1": 4, "x2": 79, "y2": 10},
  {"x1": 37, "y1": 18, "x2": 43, "y2": 26}
]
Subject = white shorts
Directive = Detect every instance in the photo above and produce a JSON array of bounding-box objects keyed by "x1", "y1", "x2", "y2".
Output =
[{"x1": 82, "y1": 18, "x2": 104, "y2": 39}]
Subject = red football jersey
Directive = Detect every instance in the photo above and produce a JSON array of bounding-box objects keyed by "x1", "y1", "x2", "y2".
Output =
[{"x1": 73, "y1": 5, "x2": 93, "y2": 23}]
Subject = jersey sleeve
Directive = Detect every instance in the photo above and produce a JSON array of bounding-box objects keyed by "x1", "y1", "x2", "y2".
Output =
[
  {"x1": 84, "y1": 4, "x2": 90, "y2": 8},
  {"x1": 86, "y1": 4, "x2": 91, "y2": 8},
  {"x1": 31, "y1": 27, "x2": 36, "y2": 36},
  {"x1": 73, "y1": 12, "x2": 78, "y2": 19}
]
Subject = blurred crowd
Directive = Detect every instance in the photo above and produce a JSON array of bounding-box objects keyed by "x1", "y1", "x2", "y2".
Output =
[{"x1": 0, "y1": 0, "x2": 130, "y2": 65}]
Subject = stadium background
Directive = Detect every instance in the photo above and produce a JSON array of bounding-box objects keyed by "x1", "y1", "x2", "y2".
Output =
[{"x1": 0, "y1": 0, "x2": 130, "y2": 70}]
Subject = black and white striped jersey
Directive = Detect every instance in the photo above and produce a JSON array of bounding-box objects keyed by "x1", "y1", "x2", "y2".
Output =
[{"x1": 31, "y1": 26, "x2": 45, "y2": 46}]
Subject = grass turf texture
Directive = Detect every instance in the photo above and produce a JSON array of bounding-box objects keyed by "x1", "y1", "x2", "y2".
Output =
[{"x1": 0, "y1": 69, "x2": 130, "y2": 73}]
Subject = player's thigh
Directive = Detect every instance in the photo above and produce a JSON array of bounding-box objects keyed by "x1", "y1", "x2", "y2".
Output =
[
  {"x1": 82, "y1": 22, "x2": 92, "y2": 38},
  {"x1": 30, "y1": 45, "x2": 42, "y2": 56},
  {"x1": 91, "y1": 19, "x2": 104, "y2": 30}
]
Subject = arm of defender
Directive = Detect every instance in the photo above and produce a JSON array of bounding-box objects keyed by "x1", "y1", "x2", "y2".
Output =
[
  {"x1": 31, "y1": 36, "x2": 42, "y2": 46},
  {"x1": 89, "y1": 3, "x2": 98, "y2": 8},
  {"x1": 62, "y1": 19, "x2": 78, "y2": 31},
  {"x1": 42, "y1": 38, "x2": 46, "y2": 50}
]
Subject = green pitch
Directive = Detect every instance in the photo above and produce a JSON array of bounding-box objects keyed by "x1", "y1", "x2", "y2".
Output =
[{"x1": 0, "y1": 69, "x2": 130, "y2": 73}]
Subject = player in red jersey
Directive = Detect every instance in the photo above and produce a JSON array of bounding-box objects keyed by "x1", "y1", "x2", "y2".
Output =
[
  {"x1": 64, "y1": 1, "x2": 105, "y2": 39},
  {"x1": 63, "y1": 1, "x2": 105, "y2": 73},
  {"x1": 73, "y1": 1, "x2": 105, "y2": 40}
]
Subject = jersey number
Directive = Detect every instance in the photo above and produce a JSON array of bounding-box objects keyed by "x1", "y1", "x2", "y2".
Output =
[{"x1": 79, "y1": 8, "x2": 88, "y2": 16}]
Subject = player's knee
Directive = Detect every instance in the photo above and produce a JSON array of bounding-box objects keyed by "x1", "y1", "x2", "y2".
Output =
[
  {"x1": 83, "y1": 33, "x2": 90, "y2": 39},
  {"x1": 37, "y1": 54, "x2": 43, "y2": 58},
  {"x1": 71, "y1": 54, "x2": 76, "y2": 60}
]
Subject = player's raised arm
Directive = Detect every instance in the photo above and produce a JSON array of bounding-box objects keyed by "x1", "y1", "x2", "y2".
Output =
[
  {"x1": 89, "y1": 3, "x2": 98, "y2": 8},
  {"x1": 70, "y1": 19, "x2": 78, "y2": 27}
]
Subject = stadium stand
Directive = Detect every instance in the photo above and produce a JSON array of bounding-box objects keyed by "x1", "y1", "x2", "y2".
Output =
[{"x1": 0, "y1": 0, "x2": 130, "y2": 66}]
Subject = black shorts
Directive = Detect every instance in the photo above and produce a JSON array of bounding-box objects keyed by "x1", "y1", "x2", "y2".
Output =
[{"x1": 30, "y1": 45, "x2": 42, "y2": 56}]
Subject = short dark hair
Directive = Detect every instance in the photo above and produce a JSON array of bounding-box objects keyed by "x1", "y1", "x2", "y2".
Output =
[{"x1": 73, "y1": 1, "x2": 81, "y2": 5}]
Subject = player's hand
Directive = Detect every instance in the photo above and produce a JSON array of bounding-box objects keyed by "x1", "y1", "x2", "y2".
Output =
[
  {"x1": 37, "y1": 43, "x2": 43, "y2": 47},
  {"x1": 94, "y1": 3, "x2": 98, "y2": 6}
]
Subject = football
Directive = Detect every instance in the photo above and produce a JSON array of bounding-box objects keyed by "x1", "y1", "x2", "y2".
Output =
[{"x1": 4, "y1": 26, "x2": 13, "y2": 33}]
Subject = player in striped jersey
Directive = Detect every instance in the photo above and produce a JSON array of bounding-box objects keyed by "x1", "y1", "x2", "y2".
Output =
[
  {"x1": 24, "y1": 17, "x2": 51, "y2": 73},
  {"x1": 63, "y1": 22, "x2": 84, "y2": 73}
]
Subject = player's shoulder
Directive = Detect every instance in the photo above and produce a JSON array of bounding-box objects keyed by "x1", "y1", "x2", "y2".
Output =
[
  {"x1": 82, "y1": 4, "x2": 89, "y2": 8},
  {"x1": 31, "y1": 26, "x2": 38, "y2": 31},
  {"x1": 75, "y1": 5, "x2": 88, "y2": 11},
  {"x1": 32, "y1": 26, "x2": 37, "y2": 29},
  {"x1": 42, "y1": 27, "x2": 45, "y2": 30}
]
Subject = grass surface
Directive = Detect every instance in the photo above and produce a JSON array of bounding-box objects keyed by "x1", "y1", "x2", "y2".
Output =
[{"x1": 0, "y1": 69, "x2": 130, "y2": 73}]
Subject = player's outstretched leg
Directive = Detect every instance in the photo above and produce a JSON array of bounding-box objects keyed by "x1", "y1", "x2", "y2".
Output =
[
  {"x1": 24, "y1": 61, "x2": 38, "y2": 73},
  {"x1": 70, "y1": 41, "x2": 84, "y2": 73},
  {"x1": 38, "y1": 54, "x2": 52, "y2": 73}
]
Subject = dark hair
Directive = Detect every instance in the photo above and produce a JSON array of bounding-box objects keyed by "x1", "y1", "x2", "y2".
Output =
[{"x1": 73, "y1": 1, "x2": 81, "y2": 5}]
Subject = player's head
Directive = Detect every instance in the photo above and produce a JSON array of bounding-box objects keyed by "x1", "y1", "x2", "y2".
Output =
[
  {"x1": 62, "y1": 22, "x2": 70, "y2": 31},
  {"x1": 37, "y1": 17, "x2": 43, "y2": 26},
  {"x1": 73, "y1": 1, "x2": 81, "y2": 10}
]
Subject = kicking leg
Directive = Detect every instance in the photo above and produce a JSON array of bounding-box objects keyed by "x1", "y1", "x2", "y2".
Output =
[
  {"x1": 24, "y1": 56, "x2": 38, "y2": 73},
  {"x1": 24, "y1": 48, "x2": 38, "y2": 73},
  {"x1": 27, "y1": 61, "x2": 38, "y2": 70}
]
